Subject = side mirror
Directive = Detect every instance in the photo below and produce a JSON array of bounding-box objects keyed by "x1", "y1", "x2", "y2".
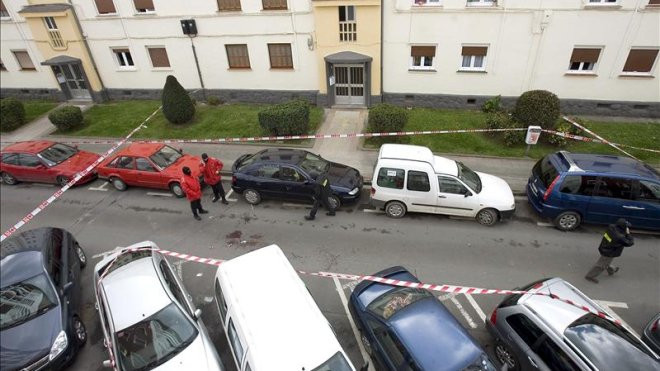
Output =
[
  {"x1": 102, "y1": 360, "x2": 113, "y2": 368},
  {"x1": 193, "y1": 308, "x2": 202, "y2": 319},
  {"x1": 178, "y1": 148, "x2": 183, "y2": 154},
  {"x1": 36, "y1": 164, "x2": 46, "y2": 169},
  {"x1": 360, "y1": 362, "x2": 370, "y2": 371},
  {"x1": 463, "y1": 190, "x2": 472, "y2": 197},
  {"x1": 62, "y1": 281, "x2": 73, "y2": 295}
]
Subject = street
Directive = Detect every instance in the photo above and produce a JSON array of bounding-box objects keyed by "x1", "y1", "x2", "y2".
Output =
[{"x1": 1, "y1": 175, "x2": 658, "y2": 371}]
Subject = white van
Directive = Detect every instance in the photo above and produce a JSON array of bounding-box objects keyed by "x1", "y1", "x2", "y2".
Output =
[
  {"x1": 370, "y1": 144, "x2": 515, "y2": 225},
  {"x1": 213, "y1": 244, "x2": 360, "y2": 371}
]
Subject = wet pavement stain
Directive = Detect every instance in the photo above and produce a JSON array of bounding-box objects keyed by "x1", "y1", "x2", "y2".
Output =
[
  {"x1": 363, "y1": 227, "x2": 376, "y2": 232},
  {"x1": 226, "y1": 230, "x2": 242, "y2": 239},
  {"x1": 531, "y1": 240, "x2": 541, "y2": 248},
  {"x1": 249, "y1": 234, "x2": 263, "y2": 239},
  {"x1": 380, "y1": 229, "x2": 391, "y2": 234},
  {"x1": 126, "y1": 206, "x2": 182, "y2": 214}
]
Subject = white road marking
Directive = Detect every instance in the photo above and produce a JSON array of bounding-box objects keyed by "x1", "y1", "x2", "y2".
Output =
[
  {"x1": 362, "y1": 209, "x2": 383, "y2": 214},
  {"x1": 594, "y1": 300, "x2": 628, "y2": 309},
  {"x1": 595, "y1": 300, "x2": 638, "y2": 337},
  {"x1": 88, "y1": 182, "x2": 109, "y2": 191},
  {"x1": 514, "y1": 195, "x2": 527, "y2": 201},
  {"x1": 147, "y1": 192, "x2": 174, "y2": 197},
  {"x1": 224, "y1": 189, "x2": 237, "y2": 202},
  {"x1": 92, "y1": 247, "x2": 121, "y2": 259},
  {"x1": 282, "y1": 202, "x2": 307, "y2": 208},
  {"x1": 333, "y1": 277, "x2": 375, "y2": 371},
  {"x1": 536, "y1": 222, "x2": 554, "y2": 227},
  {"x1": 450, "y1": 296, "x2": 478, "y2": 329},
  {"x1": 29, "y1": 183, "x2": 56, "y2": 188},
  {"x1": 465, "y1": 293, "x2": 487, "y2": 322}
]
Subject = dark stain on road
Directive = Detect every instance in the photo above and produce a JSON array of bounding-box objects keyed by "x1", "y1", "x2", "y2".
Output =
[
  {"x1": 380, "y1": 229, "x2": 391, "y2": 234},
  {"x1": 126, "y1": 206, "x2": 182, "y2": 214},
  {"x1": 531, "y1": 240, "x2": 541, "y2": 248},
  {"x1": 226, "y1": 230, "x2": 242, "y2": 239},
  {"x1": 363, "y1": 227, "x2": 376, "y2": 232},
  {"x1": 249, "y1": 234, "x2": 262, "y2": 239},
  {"x1": 493, "y1": 238, "x2": 505, "y2": 243}
]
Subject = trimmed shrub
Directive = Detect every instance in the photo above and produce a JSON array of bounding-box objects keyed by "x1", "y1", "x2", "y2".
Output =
[
  {"x1": 0, "y1": 98, "x2": 26, "y2": 132},
  {"x1": 207, "y1": 96, "x2": 222, "y2": 106},
  {"x1": 162, "y1": 75, "x2": 195, "y2": 124},
  {"x1": 482, "y1": 95, "x2": 502, "y2": 113},
  {"x1": 48, "y1": 106, "x2": 83, "y2": 131},
  {"x1": 367, "y1": 104, "x2": 408, "y2": 133},
  {"x1": 513, "y1": 90, "x2": 560, "y2": 130},
  {"x1": 258, "y1": 99, "x2": 311, "y2": 136},
  {"x1": 547, "y1": 119, "x2": 584, "y2": 147}
]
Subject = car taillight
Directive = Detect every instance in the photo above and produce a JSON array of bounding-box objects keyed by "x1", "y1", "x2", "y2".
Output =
[
  {"x1": 543, "y1": 175, "x2": 560, "y2": 201},
  {"x1": 370, "y1": 187, "x2": 375, "y2": 196},
  {"x1": 232, "y1": 175, "x2": 237, "y2": 184},
  {"x1": 490, "y1": 310, "x2": 497, "y2": 325}
]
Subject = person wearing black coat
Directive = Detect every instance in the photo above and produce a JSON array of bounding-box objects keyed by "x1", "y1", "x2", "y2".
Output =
[
  {"x1": 585, "y1": 218, "x2": 634, "y2": 283},
  {"x1": 305, "y1": 172, "x2": 335, "y2": 221}
]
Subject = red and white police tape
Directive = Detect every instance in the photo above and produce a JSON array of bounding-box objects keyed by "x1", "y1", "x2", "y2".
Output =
[{"x1": 563, "y1": 116, "x2": 639, "y2": 159}]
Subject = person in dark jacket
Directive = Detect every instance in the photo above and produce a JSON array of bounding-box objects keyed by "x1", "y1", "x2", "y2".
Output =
[
  {"x1": 181, "y1": 166, "x2": 208, "y2": 221},
  {"x1": 200, "y1": 153, "x2": 228, "y2": 204},
  {"x1": 585, "y1": 218, "x2": 634, "y2": 283},
  {"x1": 305, "y1": 171, "x2": 335, "y2": 221}
]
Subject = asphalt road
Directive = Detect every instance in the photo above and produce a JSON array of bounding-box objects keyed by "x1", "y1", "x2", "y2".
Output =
[{"x1": 1, "y1": 179, "x2": 659, "y2": 371}]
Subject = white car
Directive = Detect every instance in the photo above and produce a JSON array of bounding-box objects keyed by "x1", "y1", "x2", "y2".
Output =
[
  {"x1": 371, "y1": 144, "x2": 516, "y2": 225},
  {"x1": 93, "y1": 241, "x2": 224, "y2": 371}
]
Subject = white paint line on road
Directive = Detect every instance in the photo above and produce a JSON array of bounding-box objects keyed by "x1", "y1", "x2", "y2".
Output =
[
  {"x1": 88, "y1": 182, "x2": 109, "y2": 191},
  {"x1": 514, "y1": 195, "x2": 528, "y2": 201},
  {"x1": 282, "y1": 202, "x2": 307, "y2": 208},
  {"x1": 594, "y1": 300, "x2": 628, "y2": 309},
  {"x1": 595, "y1": 300, "x2": 638, "y2": 337},
  {"x1": 224, "y1": 189, "x2": 237, "y2": 202},
  {"x1": 438, "y1": 293, "x2": 456, "y2": 301},
  {"x1": 92, "y1": 247, "x2": 119, "y2": 259},
  {"x1": 362, "y1": 209, "x2": 383, "y2": 214},
  {"x1": 450, "y1": 296, "x2": 478, "y2": 329},
  {"x1": 333, "y1": 277, "x2": 375, "y2": 371},
  {"x1": 29, "y1": 183, "x2": 56, "y2": 188},
  {"x1": 147, "y1": 192, "x2": 174, "y2": 197},
  {"x1": 536, "y1": 222, "x2": 554, "y2": 227},
  {"x1": 465, "y1": 293, "x2": 487, "y2": 323}
]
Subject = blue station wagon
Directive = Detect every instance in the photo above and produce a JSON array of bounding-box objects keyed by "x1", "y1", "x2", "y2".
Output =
[{"x1": 527, "y1": 151, "x2": 660, "y2": 231}]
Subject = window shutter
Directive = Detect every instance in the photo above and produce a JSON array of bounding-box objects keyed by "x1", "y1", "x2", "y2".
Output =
[
  {"x1": 133, "y1": 0, "x2": 154, "y2": 11},
  {"x1": 148, "y1": 48, "x2": 170, "y2": 68},
  {"x1": 113, "y1": 48, "x2": 129, "y2": 54},
  {"x1": 1, "y1": 1, "x2": 7, "y2": 12},
  {"x1": 462, "y1": 46, "x2": 488, "y2": 56},
  {"x1": 262, "y1": 0, "x2": 287, "y2": 10},
  {"x1": 268, "y1": 44, "x2": 293, "y2": 68},
  {"x1": 14, "y1": 51, "x2": 35, "y2": 69},
  {"x1": 570, "y1": 48, "x2": 600, "y2": 63},
  {"x1": 411, "y1": 46, "x2": 436, "y2": 57},
  {"x1": 226, "y1": 44, "x2": 250, "y2": 68},
  {"x1": 648, "y1": 0, "x2": 660, "y2": 5},
  {"x1": 95, "y1": 0, "x2": 116, "y2": 14},
  {"x1": 623, "y1": 49, "x2": 659, "y2": 73},
  {"x1": 218, "y1": 0, "x2": 241, "y2": 11}
]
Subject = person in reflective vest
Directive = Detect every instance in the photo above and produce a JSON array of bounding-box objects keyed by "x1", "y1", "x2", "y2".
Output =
[
  {"x1": 305, "y1": 172, "x2": 335, "y2": 221},
  {"x1": 585, "y1": 218, "x2": 634, "y2": 284}
]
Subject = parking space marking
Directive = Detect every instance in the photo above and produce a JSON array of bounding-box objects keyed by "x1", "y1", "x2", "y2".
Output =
[
  {"x1": 536, "y1": 222, "x2": 554, "y2": 227},
  {"x1": 224, "y1": 189, "x2": 238, "y2": 202},
  {"x1": 332, "y1": 277, "x2": 375, "y2": 371},
  {"x1": 282, "y1": 202, "x2": 308, "y2": 208},
  {"x1": 450, "y1": 296, "x2": 478, "y2": 329},
  {"x1": 595, "y1": 300, "x2": 628, "y2": 309},
  {"x1": 147, "y1": 192, "x2": 174, "y2": 197},
  {"x1": 362, "y1": 209, "x2": 383, "y2": 214},
  {"x1": 465, "y1": 293, "x2": 487, "y2": 323},
  {"x1": 594, "y1": 300, "x2": 638, "y2": 337},
  {"x1": 88, "y1": 182, "x2": 109, "y2": 191}
]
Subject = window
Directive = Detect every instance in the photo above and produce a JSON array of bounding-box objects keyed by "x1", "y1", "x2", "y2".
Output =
[
  {"x1": 649, "y1": 0, "x2": 660, "y2": 6},
  {"x1": 18, "y1": 154, "x2": 42, "y2": 167},
  {"x1": 637, "y1": 180, "x2": 660, "y2": 202},
  {"x1": 1, "y1": 1, "x2": 9, "y2": 18},
  {"x1": 12, "y1": 51, "x2": 35, "y2": 71},
  {"x1": 0, "y1": 59, "x2": 5, "y2": 71},
  {"x1": 94, "y1": 0, "x2": 116, "y2": 14},
  {"x1": 377, "y1": 168, "x2": 404, "y2": 189},
  {"x1": 535, "y1": 336, "x2": 580, "y2": 371},
  {"x1": 159, "y1": 260, "x2": 191, "y2": 316},
  {"x1": 45, "y1": 238, "x2": 63, "y2": 286},
  {"x1": 622, "y1": 49, "x2": 658, "y2": 74},
  {"x1": 225, "y1": 44, "x2": 250, "y2": 69},
  {"x1": 268, "y1": 43, "x2": 293, "y2": 69},
  {"x1": 559, "y1": 175, "x2": 598, "y2": 196},
  {"x1": 280, "y1": 166, "x2": 304, "y2": 182},
  {"x1": 438, "y1": 176, "x2": 468, "y2": 194},
  {"x1": 467, "y1": 0, "x2": 496, "y2": 6},
  {"x1": 414, "y1": 0, "x2": 442, "y2": 6},
  {"x1": 593, "y1": 177, "x2": 634, "y2": 199},
  {"x1": 460, "y1": 46, "x2": 487, "y2": 71},
  {"x1": 568, "y1": 48, "x2": 601, "y2": 72},
  {"x1": 136, "y1": 158, "x2": 156, "y2": 172},
  {"x1": 339, "y1": 6, "x2": 356, "y2": 42},
  {"x1": 506, "y1": 314, "x2": 545, "y2": 347},
  {"x1": 117, "y1": 156, "x2": 135, "y2": 169},
  {"x1": 368, "y1": 287, "x2": 432, "y2": 319},
  {"x1": 255, "y1": 164, "x2": 280, "y2": 179},
  {"x1": 407, "y1": 171, "x2": 430, "y2": 192},
  {"x1": 113, "y1": 48, "x2": 134, "y2": 68},
  {"x1": 147, "y1": 47, "x2": 170, "y2": 68},
  {"x1": 44, "y1": 16, "x2": 57, "y2": 30},
  {"x1": 262, "y1": 0, "x2": 287, "y2": 10},
  {"x1": 1, "y1": 153, "x2": 18, "y2": 165},
  {"x1": 588, "y1": 0, "x2": 617, "y2": 3},
  {"x1": 374, "y1": 328, "x2": 415, "y2": 370},
  {"x1": 227, "y1": 319, "x2": 245, "y2": 365},
  {"x1": 410, "y1": 46, "x2": 435, "y2": 70},
  {"x1": 218, "y1": 0, "x2": 241, "y2": 11},
  {"x1": 214, "y1": 280, "x2": 228, "y2": 322},
  {"x1": 133, "y1": 0, "x2": 155, "y2": 13}
]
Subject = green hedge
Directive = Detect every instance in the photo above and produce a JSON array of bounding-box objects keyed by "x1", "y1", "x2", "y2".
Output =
[
  {"x1": 162, "y1": 75, "x2": 195, "y2": 124},
  {"x1": 513, "y1": 90, "x2": 560, "y2": 130},
  {"x1": 367, "y1": 104, "x2": 408, "y2": 133},
  {"x1": 258, "y1": 99, "x2": 311, "y2": 136},
  {"x1": 48, "y1": 106, "x2": 83, "y2": 131},
  {"x1": 0, "y1": 98, "x2": 26, "y2": 132}
]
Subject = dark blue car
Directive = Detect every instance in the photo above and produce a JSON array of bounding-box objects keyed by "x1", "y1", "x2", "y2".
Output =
[
  {"x1": 527, "y1": 151, "x2": 660, "y2": 231},
  {"x1": 231, "y1": 148, "x2": 363, "y2": 208},
  {"x1": 348, "y1": 266, "x2": 496, "y2": 371}
]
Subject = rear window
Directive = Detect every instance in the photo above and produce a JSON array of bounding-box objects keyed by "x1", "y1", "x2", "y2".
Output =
[
  {"x1": 100, "y1": 249, "x2": 152, "y2": 276},
  {"x1": 377, "y1": 167, "x2": 404, "y2": 189},
  {"x1": 498, "y1": 278, "x2": 549, "y2": 308},
  {"x1": 367, "y1": 287, "x2": 432, "y2": 319},
  {"x1": 532, "y1": 156, "x2": 560, "y2": 188}
]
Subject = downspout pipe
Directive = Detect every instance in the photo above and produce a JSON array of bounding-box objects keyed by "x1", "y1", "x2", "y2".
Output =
[{"x1": 379, "y1": 0, "x2": 384, "y2": 103}]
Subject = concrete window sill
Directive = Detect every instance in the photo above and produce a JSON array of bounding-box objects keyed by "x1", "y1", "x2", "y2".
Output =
[
  {"x1": 409, "y1": 68, "x2": 437, "y2": 72},
  {"x1": 228, "y1": 67, "x2": 252, "y2": 71},
  {"x1": 151, "y1": 68, "x2": 173, "y2": 72},
  {"x1": 618, "y1": 73, "x2": 655, "y2": 78},
  {"x1": 565, "y1": 71, "x2": 598, "y2": 76},
  {"x1": 583, "y1": 4, "x2": 622, "y2": 10},
  {"x1": 457, "y1": 69, "x2": 487, "y2": 73},
  {"x1": 116, "y1": 68, "x2": 137, "y2": 72},
  {"x1": 96, "y1": 13, "x2": 119, "y2": 18}
]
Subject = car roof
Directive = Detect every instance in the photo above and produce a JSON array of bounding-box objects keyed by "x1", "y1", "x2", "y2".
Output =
[
  {"x1": 250, "y1": 148, "x2": 308, "y2": 165},
  {"x1": 2, "y1": 140, "x2": 54, "y2": 154},
  {"x1": 100, "y1": 256, "x2": 171, "y2": 331},
  {"x1": 216, "y1": 245, "x2": 348, "y2": 370},
  {"x1": 0, "y1": 251, "x2": 46, "y2": 287},
  {"x1": 390, "y1": 298, "x2": 483, "y2": 370},
  {"x1": 379, "y1": 144, "x2": 434, "y2": 163},
  {"x1": 116, "y1": 143, "x2": 165, "y2": 157},
  {"x1": 560, "y1": 152, "x2": 659, "y2": 180}
]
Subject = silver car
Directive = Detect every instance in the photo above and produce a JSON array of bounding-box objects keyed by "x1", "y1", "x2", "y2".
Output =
[
  {"x1": 93, "y1": 241, "x2": 224, "y2": 371},
  {"x1": 486, "y1": 277, "x2": 660, "y2": 371}
]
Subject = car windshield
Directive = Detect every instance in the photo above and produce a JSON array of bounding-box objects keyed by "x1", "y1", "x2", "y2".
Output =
[
  {"x1": 149, "y1": 146, "x2": 181, "y2": 169},
  {"x1": 115, "y1": 303, "x2": 198, "y2": 371},
  {"x1": 312, "y1": 351, "x2": 353, "y2": 371},
  {"x1": 299, "y1": 152, "x2": 330, "y2": 174},
  {"x1": 38, "y1": 143, "x2": 78, "y2": 167},
  {"x1": 367, "y1": 286, "x2": 432, "y2": 320},
  {"x1": 0, "y1": 274, "x2": 58, "y2": 330},
  {"x1": 457, "y1": 162, "x2": 482, "y2": 193},
  {"x1": 564, "y1": 313, "x2": 659, "y2": 370}
]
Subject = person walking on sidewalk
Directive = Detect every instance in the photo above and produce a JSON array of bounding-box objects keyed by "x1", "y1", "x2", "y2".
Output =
[
  {"x1": 200, "y1": 153, "x2": 228, "y2": 204},
  {"x1": 181, "y1": 166, "x2": 208, "y2": 221},
  {"x1": 585, "y1": 218, "x2": 634, "y2": 284},
  {"x1": 305, "y1": 171, "x2": 335, "y2": 221}
]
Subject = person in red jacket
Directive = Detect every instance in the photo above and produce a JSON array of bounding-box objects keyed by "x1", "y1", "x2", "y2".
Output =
[
  {"x1": 181, "y1": 166, "x2": 207, "y2": 221},
  {"x1": 200, "y1": 153, "x2": 228, "y2": 204}
]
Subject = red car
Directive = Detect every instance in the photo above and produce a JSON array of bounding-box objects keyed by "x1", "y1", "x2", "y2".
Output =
[
  {"x1": 97, "y1": 143, "x2": 202, "y2": 197},
  {"x1": 0, "y1": 140, "x2": 100, "y2": 186}
]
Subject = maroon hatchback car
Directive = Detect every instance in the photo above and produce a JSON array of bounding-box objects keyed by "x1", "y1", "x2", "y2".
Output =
[{"x1": 0, "y1": 141, "x2": 101, "y2": 186}]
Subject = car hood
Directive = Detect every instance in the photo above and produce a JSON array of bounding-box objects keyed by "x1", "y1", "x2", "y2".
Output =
[
  {"x1": 327, "y1": 162, "x2": 361, "y2": 190},
  {"x1": 0, "y1": 306, "x2": 61, "y2": 369},
  {"x1": 161, "y1": 155, "x2": 203, "y2": 177},
  {"x1": 154, "y1": 334, "x2": 223, "y2": 371},
  {"x1": 475, "y1": 172, "x2": 515, "y2": 210},
  {"x1": 55, "y1": 150, "x2": 101, "y2": 173}
]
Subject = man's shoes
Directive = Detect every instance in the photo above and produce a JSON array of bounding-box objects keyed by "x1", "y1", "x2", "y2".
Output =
[
  {"x1": 221, "y1": 199, "x2": 229, "y2": 205},
  {"x1": 193, "y1": 215, "x2": 202, "y2": 221},
  {"x1": 585, "y1": 276, "x2": 599, "y2": 284},
  {"x1": 326, "y1": 212, "x2": 335, "y2": 216},
  {"x1": 305, "y1": 215, "x2": 315, "y2": 221},
  {"x1": 212, "y1": 196, "x2": 219, "y2": 203},
  {"x1": 607, "y1": 266, "x2": 620, "y2": 276},
  {"x1": 199, "y1": 209, "x2": 209, "y2": 214}
]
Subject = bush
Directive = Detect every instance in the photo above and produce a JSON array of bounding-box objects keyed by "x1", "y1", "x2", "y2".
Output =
[
  {"x1": 513, "y1": 90, "x2": 560, "y2": 130},
  {"x1": 48, "y1": 106, "x2": 83, "y2": 131},
  {"x1": 503, "y1": 129, "x2": 525, "y2": 146},
  {"x1": 0, "y1": 98, "x2": 26, "y2": 132},
  {"x1": 367, "y1": 104, "x2": 408, "y2": 133},
  {"x1": 547, "y1": 119, "x2": 584, "y2": 147},
  {"x1": 258, "y1": 99, "x2": 311, "y2": 136},
  {"x1": 484, "y1": 112, "x2": 512, "y2": 137},
  {"x1": 162, "y1": 75, "x2": 195, "y2": 124},
  {"x1": 207, "y1": 96, "x2": 222, "y2": 106},
  {"x1": 482, "y1": 95, "x2": 502, "y2": 113}
]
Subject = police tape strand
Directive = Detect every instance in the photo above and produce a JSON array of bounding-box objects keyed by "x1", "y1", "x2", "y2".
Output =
[
  {"x1": 0, "y1": 107, "x2": 161, "y2": 242},
  {"x1": 562, "y1": 116, "x2": 638, "y2": 159}
]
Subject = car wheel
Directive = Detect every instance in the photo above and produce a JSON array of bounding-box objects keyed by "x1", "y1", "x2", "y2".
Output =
[
  {"x1": 110, "y1": 177, "x2": 127, "y2": 191},
  {"x1": 244, "y1": 189, "x2": 261, "y2": 205},
  {"x1": 72, "y1": 316, "x2": 87, "y2": 346},
  {"x1": 385, "y1": 201, "x2": 406, "y2": 218},
  {"x1": 56, "y1": 175, "x2": 70, "y2": 187},
  {"x1": 494, "y1": 342, "x2": 519, "y2": 371},
  {"x1": 1, "y1": 172, "x2": 19, "y2": 185},
  {"x1": 554, "y1": 211, "x2": 581, "y2": 231},
  {"x1": 169, "y1": 182, "x2": 185, "y2": 198},
  {"x1": 75, "y1": 243, "x2": 87, "y2": 268},
  {"x1": 476, "y1": 208, "x2": 498, "y2": 226},
  {"x1": 327, "y1": 195, "x2": 341, "y2": 210}
]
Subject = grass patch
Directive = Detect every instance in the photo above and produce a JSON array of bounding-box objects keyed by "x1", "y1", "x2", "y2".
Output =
[
  {"x1": 59, "y1": 100, "x2": 324, "y2": 145},
  {"x1": 365, "y1": 108, "x2": 660, "y2": 164},
  {"x1": 25, "y1": 100, "x2": 59, "y2": 124}
]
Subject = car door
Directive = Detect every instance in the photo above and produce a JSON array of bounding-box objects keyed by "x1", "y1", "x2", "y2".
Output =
[
  {"x1": 437, "y1": 175, "x2": 479, "y2": 217},
  {"x1": 403, "y1": 170, "x2": 436, "y2": 214},
  {"x1": 64, "y1": 233, "x2": 82, "y2": 313},
  {"x1": 369, "y1": 320, "x2": 417, "y2": 371},
  {"x1": 363, "y1": 317, "x2": 398, "y2": 371},
  {"x1": 627, "y1": 180, "x2": 660, "y2": 230},
  {"x1": 504, "y1": 313, "x2": 556, "y2": 371},
  {"x1": 556, "y1": 174, "x2": 597, "y2": 219},
  {"x1": 251, "y1": 164, "x2": 282, "y2": 198},
  {"x1": 135, "y1": 157, "x2": 165, "y2": 189},
  {"x1": 585, "y1": 176, "x2": 634, "y2": 225},
  {"x1": 279, "y1": 166, "x2": 310, "y2": 201},
  {"x1": 114, "y1": 156, "x2": 138, "y2": 185},
  {"x1": 17, "y1": 154, "x2": 50, "y2": 182},
  {"x1": 1, "y1": 152, "x2": 22, "y2": 179},
  {"x1": 158, "y1": 258, "x2": 195, "y2": 318}
]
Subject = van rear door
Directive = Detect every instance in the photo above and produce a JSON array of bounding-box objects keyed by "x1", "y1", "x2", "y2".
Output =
[{"x1": 529, "y1": 155, "x2": 561, "y2": 201}]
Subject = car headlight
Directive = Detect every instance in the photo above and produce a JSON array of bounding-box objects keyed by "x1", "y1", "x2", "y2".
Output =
[
  {"x1": 348, "y1": 187, "x2": 359, "y2": 196},
  {"x1": 49, "y1": 330, "x2": 68, "y2": 361}
]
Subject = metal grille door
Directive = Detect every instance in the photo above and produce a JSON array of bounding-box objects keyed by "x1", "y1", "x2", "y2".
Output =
[
  {"x1": 55, "y1": 63, "x2": 91, "y2": 100},
  {"x1": 334, "y1": 64, "x2": 364, "y2": 105}
]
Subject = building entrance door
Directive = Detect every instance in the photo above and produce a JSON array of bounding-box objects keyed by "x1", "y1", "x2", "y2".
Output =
[
  {"x1": 53, "y1": 63, "x2": 91, "y2": 100},
  {"x1": 334, "y1": 64, "x2": 364, "y2": 105}
]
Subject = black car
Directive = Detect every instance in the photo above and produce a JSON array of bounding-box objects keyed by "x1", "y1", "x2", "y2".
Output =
[
  {"x1": 231, "y1": 148, "x2": 363, "y2": 208},
  {"x1": 643, "y1": 313, "x2": 660, "y2": 355},
  {"x1": 0, "y1": 227, "x2": 87, "y2": 371}
]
